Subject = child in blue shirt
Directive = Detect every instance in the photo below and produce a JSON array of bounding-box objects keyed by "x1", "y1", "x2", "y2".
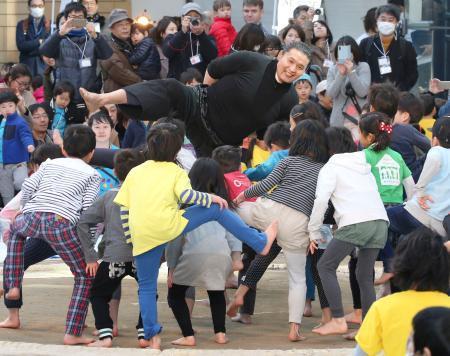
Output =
[{"x1": 52, "y1": 81, "x2": 75, "y2": 138}]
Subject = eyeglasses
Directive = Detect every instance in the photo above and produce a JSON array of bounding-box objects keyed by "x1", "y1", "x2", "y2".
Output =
[{"x1": 13, "y1": 79, "x2": 31, "y2": 89}]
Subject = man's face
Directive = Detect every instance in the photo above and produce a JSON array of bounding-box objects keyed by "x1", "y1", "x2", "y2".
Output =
[
  {"x1": 111, "y1": 20, "x2": 131, "y2": 40},
  {"x1": 377, "y1": 12, "x2": 398, "y2": 25},
  {"x1": 243, "y1": 5, "x2": 263, "y2": 24},
  {"x1": 31, "y1": 107, "x2": 49, "y2": 133},
  {"x1": 276, "y1": 48, "x2": 310, "y2": 84},
  {"x1": 294, "y1": 10, "x2": 309, "y2": 27},
  {"x1": 82, "y1": 0, "x2": 98, "y2": 16}
]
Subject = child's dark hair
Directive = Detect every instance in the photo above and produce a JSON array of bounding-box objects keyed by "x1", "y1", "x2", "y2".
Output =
[
  {"x1": 179, "y1": 68, "x2": 203, "y2": 85},
  {"x1": 368, "y1": 83, "x2": 399, "y2": 119},
  {"x1": 263, "y1": 121, "x2": 290, "y2": 149},
  {"x1": 146, "y1": 123, "x2": 183, "y2": 162},
  {"x1": 30, "y1": 144, "x2": 64, "y2": 165},
  {"x1": 419, "y1": 93, "x2": 435, "y2": 117},
  {"x1": 432, "y1": 117, "x2": 450, "y2": 148},
  {"x1": 53, "y1": 81, "x2": 75, "y2": 101},
  {"x1": 392, "y1": 227, "x2": 449, "y2": 293},
  {"x1": 88, "y1": 109, "x2": 114, "y2": 128},
  {"x1": 0, "y1": 89, "x2": 19, "y2": 105},
  {"x1": 189, "y1": 158, "x2": 232, "y2": 206},
  {"x1": 232, "y1": 23, "x2": 265, "y2": 52},
  {"x1": 397, "y1": 92, "x2": 424, "y2": 124},
  {"x1": 63, "y1": 124, "x2": 96, "y2": 158},
  {"x1": 131, "y1": 22, "x2": 149, "y2": 36},
  {"x1": 155, "y1": 117, "x2": 186, "y2": 142},
  {"x1": 212, "y1": 145, "x2": 242, "y2": 173},
  {"x1": 290, "y1": 102, "x2": 329, "y2": 128},
  {"x1": 213, "y1": 0, "x2": 231, "y2": 11},
  {"x1": 261, "y1": 34, "x2": 282, "y2": 53},
  {"x1": 113, "y1": 149, "x2": 146, "y2": 182},
  {"x1": 359, "y1": 112, "x2": 392, "y2": 151},
  {"x1": 289, "y1": 119, "x2": 329, "y2": 163},
  {"x1": 325, "y1": 127, "x2": 357, "y2": 155},
  {"x1": 31, "y1": 75, "x2": 43, "y2": 91},
  {"x1": 412, "y1": 307, "x2": 450, "y2": 356}
]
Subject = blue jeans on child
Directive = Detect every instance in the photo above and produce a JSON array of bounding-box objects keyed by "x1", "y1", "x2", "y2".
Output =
[{"x1": 135, "y1": 204, "x2": 269, "y2": 340}]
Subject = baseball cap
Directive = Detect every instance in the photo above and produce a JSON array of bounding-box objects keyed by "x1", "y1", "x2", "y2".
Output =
[
  {"x1": 108, "y1": 9, "x2": 133, "y2": 28},
  {"x1": 315, "y1": 80, "x2": 327, "y2": 95},
  {"x1": 181, "y1": 2, "x2": 202, "y2": 16}
]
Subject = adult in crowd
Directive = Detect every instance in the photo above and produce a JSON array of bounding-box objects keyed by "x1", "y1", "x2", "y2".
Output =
[
  {"x1": 16, "y1": 0, "x2": 50, "y2": 77},
  {"x1": 356, "y1": 7, "x2": 377, "y2": 44},
  {"x1": 100, "y1": 9, "x2": 141, "y2": 93},
  {"x1": 280, "y1": 24, "x2": 305, "y2": 47},
  {"x1": 82, "y1": 0, "x2": 106, "y2": 32},
  {"x1": 312, "y1": 20, "x2": 334, "y2": 77},
  {"x1": 105, "y1": 103, "x2": 128, "y2": 144},
  {"x1": 151, "y1": 16, "x2": 178, "y2": 79},
  {"x1": 40, "y1": 2, "x2": 112, "y2": 121},
  {"x1": 80, "y1": 42, "x2": 310, "y2": 157},
  {"x1": 327, "y1": 36, "x2": 370, "y2": 140},
  {"x1": 28, "y1": 103, "x2": 54, "y2": 147},
  {"x1": 0, "y1": 64, "x2": 36, "y2": 120},
  {"x1": 163, "y1": 2, "x2": 218, "y2": 80},
  {"x1": 292, "y1": 5, "x2": 314, "y2": 44},
  {"x1": 242, "y1": 0, "x2": 269, "y2": 36},
  {"x1": 261, "y1": 34, "x2": 282, "y2": 59},
  {"x1": 359, "y1": 4, "x2": 418, "y2": 91},
  {"x1": 230, "y1": 23, "x2": 265, "y2": 53}
]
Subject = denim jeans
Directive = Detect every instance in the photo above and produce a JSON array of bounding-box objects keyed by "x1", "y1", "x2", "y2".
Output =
[
  {"x1": 387, "y1": 205, "x2": 423, "y2": 240},
  {"x1": 305, "y1": 254, "x2": 315, "y2": 300}
]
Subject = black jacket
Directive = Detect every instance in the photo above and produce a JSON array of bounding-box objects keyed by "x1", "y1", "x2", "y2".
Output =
[
  {"x1": 128, "y1": 37, "x2": 161, "y2": 80},
  {"x1": 162, "y1": 31, "x2": 218, "y2": 80},
  {"x1": 359, "y1": 35, "x2": 418, "y2": 91}
]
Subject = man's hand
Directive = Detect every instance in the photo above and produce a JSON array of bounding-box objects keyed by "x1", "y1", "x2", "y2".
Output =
[
  {"x1": 190, "y1": 21, "x2": 204, "y2": 36},
  {"x1": 86, "y1": 22, "x2": 97, "y2": 39},
  {"x1": 167, "y1": 269, "x2": 174, "y2": 288},
  {"x1": 59, "y1": 18, "x2": 75, "y2": 36},
  {"x1": 181, "y1": 16, "x2": 190, "y2": 34},
  {"x1": 86, "y1": 262, "x2": 99, "y2": 277},
  {"x1": 429, "y1": 78, "x2": 444, "y2": 94}
]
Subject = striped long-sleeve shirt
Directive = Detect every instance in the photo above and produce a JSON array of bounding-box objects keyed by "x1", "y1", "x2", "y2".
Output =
[
  {"x1": 244, "y1": 156, "x2": 324, "y2": 217},
  {"x1": 21, "y1": 158, "x2": 101, "y2": 225}
]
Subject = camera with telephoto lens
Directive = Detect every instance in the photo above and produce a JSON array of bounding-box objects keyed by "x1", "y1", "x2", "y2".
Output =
[
  {"x1": 190, "y1": 17, "x2": 200, "y2": 26},
  {"x1": 314, "y1": 8, "x2": 322, "y2": 15}
]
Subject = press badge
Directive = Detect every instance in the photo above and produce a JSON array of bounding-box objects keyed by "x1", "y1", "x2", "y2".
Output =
[
  {"x1": 79, "y1": 58, "x2": 92, "y2": 68},
  {"x1": 323, "y1": 59, "x2": 333, "y2": 68},
  {"x1": 94, "y1": 22, "x2": 101, "y2": 33},
  {"x1": 378, "y1": 56, "x2": 392, "y2": 75},
  {"x1": 190, "y1": 54, "x2": 202, "y2": 65}
]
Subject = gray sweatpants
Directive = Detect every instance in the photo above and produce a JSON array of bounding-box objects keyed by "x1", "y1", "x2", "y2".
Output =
[
  {"x1": 318, "y1": 238, "x2": 379, "y2": 318},
  {"x1": 0, "y1": 162, "x2": 28, "y2": 204}
]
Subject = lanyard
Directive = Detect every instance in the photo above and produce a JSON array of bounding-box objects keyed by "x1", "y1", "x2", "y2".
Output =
[
  {"x1": 373, "y1": 39, "x2": 390, "y2": 57},
  {"x1": 326, "y1": 41, "x2": 331, "y2": 60},
  {"x1": 66, "y1": 34, "x2": 88, "y2": 59},
  {"x1": 189, "y1": 33, "x2": 199, "y2": 57}
]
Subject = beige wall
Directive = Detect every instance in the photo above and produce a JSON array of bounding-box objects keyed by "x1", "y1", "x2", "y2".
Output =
[{"x1": 0, "y1": 0, "x2": 130, "y2": 66}]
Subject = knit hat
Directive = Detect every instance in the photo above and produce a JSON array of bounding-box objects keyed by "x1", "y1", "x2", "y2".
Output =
[
  {"x1": 295, "y1": 73, "x2": 313, "y2": 87},
  {"x1": 108, "y1": 9, "x2": 133, "y2": 28},
  {"x1": 181, "y1": 2, "x2": 202, "y2": 16}
]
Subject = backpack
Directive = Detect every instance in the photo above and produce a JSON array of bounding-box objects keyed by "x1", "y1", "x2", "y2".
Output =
[{"x1": 22, "y1": 17, "x2": 50, "y2": 36}]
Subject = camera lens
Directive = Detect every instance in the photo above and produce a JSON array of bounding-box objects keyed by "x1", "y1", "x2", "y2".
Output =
[
  {"x1": 315, "y1": 9, "x2": 321, "y2": 15},
  {"x1": 190, "y1": 18, "x2": 199, "y2": 26}
]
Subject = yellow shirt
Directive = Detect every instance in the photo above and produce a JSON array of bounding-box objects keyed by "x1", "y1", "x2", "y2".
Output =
[
  {"x1": 251, "y1": 145, "x2": 270, "y2": 167},
  {"x1": 114, "y1": 161, "x2": 191, "y2": 256},
  {"x1": 356, "y1": 290, "x2": 450, "y2": 356},
  {"x1": 419, "y1": 116, "x2": 435, "y2": 140}
]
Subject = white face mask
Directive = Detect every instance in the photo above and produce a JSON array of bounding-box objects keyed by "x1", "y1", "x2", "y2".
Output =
[
  {"x1": 30, "y1": 7, "x2": 44, "y2": 19},
  {"x1": 377, "y1": 21, "x2": 396, "y2": 36}
]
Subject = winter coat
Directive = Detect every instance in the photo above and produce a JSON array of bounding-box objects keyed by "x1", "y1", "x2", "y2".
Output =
[
  {"x1": 128, "y1": 37, "x2": 161, "y2": 80},
  {"x1": 0, "y1": 112, "x2": 34, "y2": 164},
  {"x1": 209, "y1": 17, "x2": 237, "y2": 57}
]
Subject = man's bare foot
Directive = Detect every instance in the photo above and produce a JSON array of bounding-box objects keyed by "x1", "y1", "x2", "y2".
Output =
[
  {"x1": 63, "y1": 334, "x2": 95, "y2": 345},
  {"x1": 260, "y1": 221, "x2": 278, "y2": 256},
  {"x1": 0, "y1": 316, "x2": 20, "y2": 329},
  {"x1": 87, "y1": 338, "x2": 113, "y2": 348},
  {"x1": 232, "y1": 260, "x2": 244, "y2": 272},
  {"x1": 79, "y1": 88, "x2": 102, "y2": 114},
  {"x1": 215, "y1": 332, "x2": 229, "y2": 344},
  {"x1": 171, "y1": 336, "x2": 196, "y2": 346},
  {"x1": 288, "y1": 323, "x2": 306, "y2": 342},
  {"x1": 374, "y1": 272, "x2": 394, "y2": 285},
  {"x1": 231, "y1": 313, "x2": 252, "y2": 324},
  {"x1": 303, "y1": 299, "x2": 313, "y2": 317},
  {"x1": 5, "y1": 287, "x2": 20, "y2": 300},
  {"x1": 138, "y1": 338, "x2": 151, "y2": 348},
  {"x1": 344, "y1": 309, "x2": 362, "y2": 324},
  {"x1": 312, "y1": 318, "x2": 348, "y2": 336},
  {"x1": 343, "y1": 329, "x2": 358, "y2": 341}
]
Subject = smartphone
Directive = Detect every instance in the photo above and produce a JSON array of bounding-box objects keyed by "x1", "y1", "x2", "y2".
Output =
[
  {"x1": 338, "y1": 45, "x2": 352, "y2": 64},
  {"x1": 438, "y1": 81, "x2": 450, "y2": 90},
  {"x1": 70, "y1": 18, "x2": 87, "y2": 28}
]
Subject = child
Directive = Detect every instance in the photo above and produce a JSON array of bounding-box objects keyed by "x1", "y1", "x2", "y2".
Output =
[
  {"x1": 0, "y1": 90, "x2": 35, "y2": 205},
  {"x1": 179, "y1": 67, "x2": 203, "y2": 87},
  {"x1": 113, "y1": 123, "x2": 277, "y2": 349},
  {"x1": 3, "y1": 125, "x2": 101, "y2": 345},
  {"x1": 166, "y1": 158, "x2": 237, "y2": 346},
  {"x1": 233, "y1": 120, "x2": 329, "y2": 341},
  {"x1": 52, "y1": 81, "x2": 75, "y2": 138},
  {"x1": 209, "y1": 0, "x2": 237, "y2": 57},
  {"x1": 294, "y1": 73, "x2": 314, "y2": 104},
  {"x1": 359, "y1": 112, "x2": 414, "y2": 286},
  {"x1": 289, "y1": 102, "x2": 329, "y2": 131},
  {"x1": 419, "y1": 93, "x2": 436, "y2": 140},
  {"x1": 129, "y1": 23, "x2": 161, "y2": 81},
  {"x1": 31, "y1": 75, "x2": 44, "y2": 103},
  {"x1": 77, "y1": 149, "x2": 146, "y2": 348},
  {"x1": 244, "y1": 121, "x2": 290, "y2": 181},
  {"x1": 354, "y1": 228, "x2": 450, "y2": 356}
]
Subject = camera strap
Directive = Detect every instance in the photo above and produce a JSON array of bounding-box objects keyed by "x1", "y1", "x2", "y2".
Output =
[{"x1": 189, "y1": 33, "x2": 199, "y2": 57}]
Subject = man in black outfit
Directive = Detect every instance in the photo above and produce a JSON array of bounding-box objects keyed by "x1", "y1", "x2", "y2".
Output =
[{"x1": 80, "y1": 42, "x2": 311, "y2": 156}]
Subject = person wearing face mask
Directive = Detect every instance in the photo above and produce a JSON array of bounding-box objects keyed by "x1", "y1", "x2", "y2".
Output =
[
  {"x1": 16, "y1": 0, "x2": 50, "y2": 77},
  {"x1": 359, "y1": 4, "x2": 418, "y2": 92}
]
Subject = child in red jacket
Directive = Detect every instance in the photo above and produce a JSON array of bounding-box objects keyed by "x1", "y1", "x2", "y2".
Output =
[{"x1": 210, "y1": 0, "x2": 237, "y2": 57}]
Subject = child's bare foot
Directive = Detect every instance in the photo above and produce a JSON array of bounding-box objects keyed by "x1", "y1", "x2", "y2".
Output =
[
  {"x1": 87, "y1": 338, "x2": 113, "y2": 348},
  {"x1": 374, "y1": 272, "x2": 394, "y2": 285},
  {"x1": 79, "y1": 88, "x2": 102, "y2": 114},
  {"x1": 288, "y1": 323, "x2": 306, "y2": 342},
  {"x1": 5, "y1": 287, "x2": 20, "y2": 300},
  {"x1": 260, "y1": 221, "x2": 278, "y2": 256},
  {"x1": 139, "y1": 335, "x2": 161, "y2": 349},
  {"x1": 231, "y1": 313, "x2": 252, "y2": 324},
  {"x1": 312, "y1": 318, "x2": 348, "y2": 336},
  {"x1": 344, "y1": 309, "x2": 362, "y2": 324},
  {"x1": 303, "y1": 299, "x2": 313, "y2": 317},
  {"x1": 215, "y1": 332, "x2": 229, "y2": 344},
  {"x1": 138, "y1": 338, "x2": 151, "y2": 348},
  {"x1": 63, "y1": 334, "x2": 95, "y2": 345},
  {"x1": 0, "y1": 316, "x2": 20, "y2": 329},
  {"x1": 232, "y1": 260, "x2": 244, "y2": 271},
  {"x1": 171, "y1": 336, "x2": 196, "y2": 346}
]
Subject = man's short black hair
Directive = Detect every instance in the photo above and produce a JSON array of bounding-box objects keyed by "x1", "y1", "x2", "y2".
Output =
[
  {"x1": 368, "y1": 83, "x2": 399, "y2": 119},
  {"x1": 64, "y1": 1, "x2": 87, "y2": 18},
  {"x1": 243, "y1": 0, "x2": 264, "y2": 9},
  {"x1": 63, "y1": 124, "x2": 96, "y2": 158},
  {"x1": 0, "y1": 89, "x2": 19, "y2": 106},
  {"x1": 31, "y1": 143, "x2": 64, "y2": 165},
  {"x1": 264, "y1": 121, "x2": 290, "y2": 149},
  {"x1": 146, "y1": 123, "x2": 183, "y2": 162},
  {"x1": 376, "y1": 4, "x2": 401, "y2": 21},
  {"x1": 113, "y1": 149, "x2": 146, "y2": 182},
  {"x1": 28, "y1": 0, "x2": 45, "y2": 6},
  {"x1": 293, "y1": 5, "x2": 309, "y2": 19},
  {"x1": 212, "y1": 145, "x2": 242, "y2": 173},
  {"x1": 397, "y1": 92, "x2": 424, "y2": 124}
]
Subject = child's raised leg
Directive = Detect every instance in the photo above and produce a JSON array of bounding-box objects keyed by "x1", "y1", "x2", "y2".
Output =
[{"x1": 167, "y1": 283, "x2": 196, "y2": 346}]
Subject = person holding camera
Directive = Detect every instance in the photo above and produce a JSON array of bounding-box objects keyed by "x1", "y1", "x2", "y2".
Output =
[
  {"x1": 163, "y1": 2, "x2": 218, "y2": 80},
  {"x1": 326, "y1": 36, "x2": 371, "y2": 141}
]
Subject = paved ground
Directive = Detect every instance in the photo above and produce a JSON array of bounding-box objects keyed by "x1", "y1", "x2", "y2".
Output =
[{"x1": 0, "y1": 258, "x2": 368, "y2": 354}]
